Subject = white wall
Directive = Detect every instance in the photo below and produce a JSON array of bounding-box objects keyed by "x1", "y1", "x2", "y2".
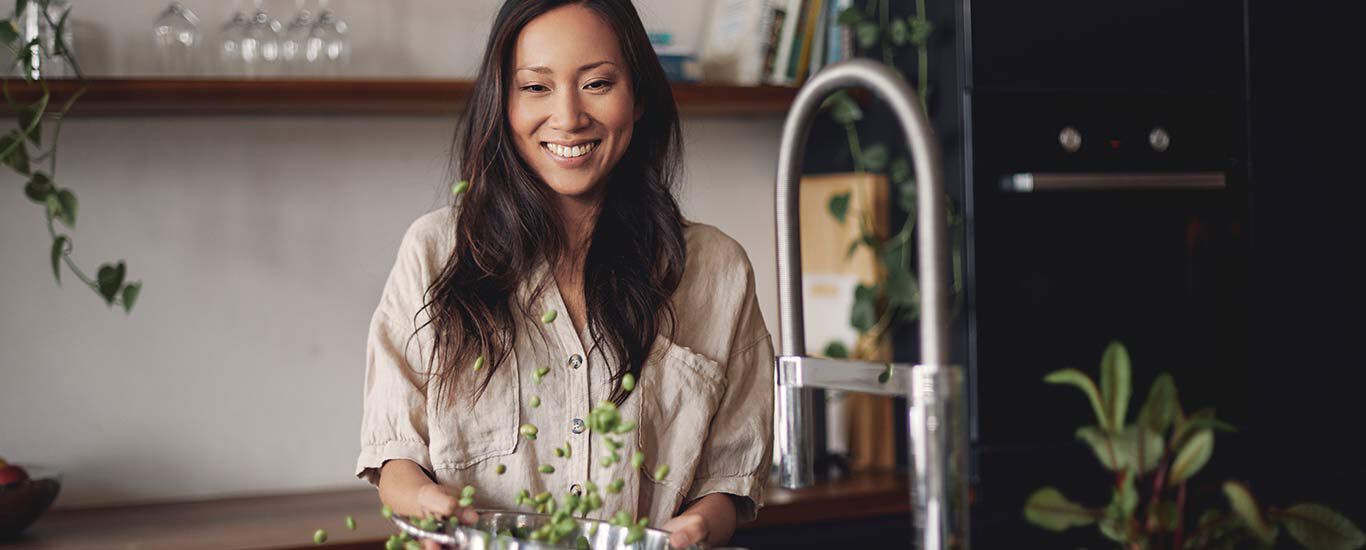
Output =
[{"x1": 0, "y1": 0, "x2": 789, "y2": 509}]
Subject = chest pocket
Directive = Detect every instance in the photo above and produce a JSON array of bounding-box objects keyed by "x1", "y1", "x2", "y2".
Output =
[
  {"x1": 426, "y1": 349, "x2": 520, "y2": 470},
  {"x1": 635, "y1": 340, "x2": 726, "y2": 517}
]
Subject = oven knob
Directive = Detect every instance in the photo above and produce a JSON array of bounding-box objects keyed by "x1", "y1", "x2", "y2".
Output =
[
  {"x1": 1059, "y1": 126, "x2": 1082, "y2": 153},
  {"x1": 1149, "y1": 127, "x2": 1171, "y2": 152}
]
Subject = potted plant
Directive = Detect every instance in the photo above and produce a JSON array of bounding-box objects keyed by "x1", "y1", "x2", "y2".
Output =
[{"x1": 1023, "y1": 341, "x2": 1365, "y2": 549}]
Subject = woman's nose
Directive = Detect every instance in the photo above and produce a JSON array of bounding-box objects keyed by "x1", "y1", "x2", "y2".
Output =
[{"x1": 550, "y1": 91, "x2": 590, "y2": 132}]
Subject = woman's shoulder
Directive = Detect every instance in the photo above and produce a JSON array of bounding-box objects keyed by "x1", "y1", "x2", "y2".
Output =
[
  {"x1": 398, "y1": 206, "x2": 458, "y2": 260},
  {"x1": 682, "y1": 221, "x2": 756, "y2": 281}
]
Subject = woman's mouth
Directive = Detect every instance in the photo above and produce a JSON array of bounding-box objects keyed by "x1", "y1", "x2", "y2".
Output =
[{"x1": 541, "y1": 140, "x2": 600, "y2": 168}]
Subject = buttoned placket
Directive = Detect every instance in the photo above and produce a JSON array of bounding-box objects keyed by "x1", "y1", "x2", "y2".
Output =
[{"x1": 542, "y1": 272, "x2": 593, "y2": 500}]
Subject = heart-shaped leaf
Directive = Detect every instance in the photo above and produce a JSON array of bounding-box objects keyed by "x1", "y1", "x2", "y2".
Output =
[
  {"x1": 1168, "y1": 429, "x2": 1214, "y2": 485},
  {"x1": 24, "y1": 171, "x2": 54, "y2": 203},
  {"x1": 890, "y1": 156, "x2": 911, "y2": 184},
  {"x1": 862, "y1": 143, "x2": 888, "y2": 172},
  {"x1": 1223, "y1": 481, "x2": 1276, "y2": 544},
  {"x1": 1276, "y1": 502, "x2": 1366, "y2": 550},
  {"x1": 823, "y1": 341, "x2": 849, "y2": 359},
  {"x1": 885, "y1": 264, "x2": 919, "y2": 309},
  {"x1": 96, "y1": 261, "x2": 126, "y2": 305},
  {"x1": 837, "y1": 6, "x2": 862, "y2": 26},
  {"x1": 0, "y1": 19, "x2": 18, "y2": 44},
  {"x1": 821, "y1": 90, "x2": 862, "y2": 125},
  {"x1": 56, "y1": 188, "x2": 77, "y2": 228},
  {"x1": 50, "y1": 234, "x2": 67, "y2": 284},
  {"x1": 890, "y1": 19, "x2": 909, "y2": 46},
  {"x1": 1, "y1": 129, "x2": 30, "y2": 174},
  {"x1": 909, "y1": 16, "x2": 934, "y2": 46},
  {"x1": 1099, "y1": 341, "x2": 1132, "y2": 431},
  {"x1": 850, "y1": 283, "x2": 878, "y2": 332},
  {"x1": 121, "y1": 281, "x2": 142, "y2": 313},
  {"x1": 1044, "y1": 369, "x2": 1109, "y2": 430},
  {"x1": 1023, "y1": 487, "x2": 1098, "y2": 532},
  {"x1": 856, "y1": 22, "x2": 880, "y2": 50},
  {"x1": 828, "y1": 192, "x2": 851, "y2": 224}
]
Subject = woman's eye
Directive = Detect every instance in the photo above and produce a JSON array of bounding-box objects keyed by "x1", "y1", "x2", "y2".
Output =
[
  {"x1": 585, "y1": 80, "x2": 612, "y2": 90},
  {"x1": 521, "y1": 84, "x2": 548, "y2": 93}
]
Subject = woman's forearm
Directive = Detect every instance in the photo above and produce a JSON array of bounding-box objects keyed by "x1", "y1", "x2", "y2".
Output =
[
  {"x1": 376, "y1": 458, "x2": 437, "y2": 517},
  {"x1": 682, "y1": 493, "x2": 738, "y2": 545}
]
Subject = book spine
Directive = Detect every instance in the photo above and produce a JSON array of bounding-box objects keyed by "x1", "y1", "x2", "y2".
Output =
[
  {"x1": 826, "y1": 0, "x2": 852, "y2": 64},
  {"x1": 809, "y1": 0, "x2": 828, "y2": 76},
  {"x1": 770, "y1": 0, "x2": 805, "y2": 85},
  {"x1": 793, "y1": 0, "x2": 824, "y2": 85},
  {"x1": 760, "y1": 1, "x2": 787, "y2": 84}
]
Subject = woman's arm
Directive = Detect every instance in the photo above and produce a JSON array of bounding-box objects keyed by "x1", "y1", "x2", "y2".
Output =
[
  {"x1": 661, "y1": 492, "x2": 738, "y2": 548},
  {"x1": 377, "y1": 459, "x2": 478, "y2": 524}
]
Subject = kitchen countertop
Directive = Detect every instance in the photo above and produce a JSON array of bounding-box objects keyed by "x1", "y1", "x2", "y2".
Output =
[{"x1": 5, "y1": 471, "x2": 908, "y2": 549}]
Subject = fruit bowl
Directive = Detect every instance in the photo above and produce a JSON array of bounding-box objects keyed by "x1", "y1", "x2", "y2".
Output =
[{"x1": 0, "y1": 464, "x2": 61, "y2": 541}]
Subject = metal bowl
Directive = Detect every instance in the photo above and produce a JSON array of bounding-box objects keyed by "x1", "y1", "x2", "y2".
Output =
[{"x1": 392, "y1": 510, "x2": 704, "y2": 550}]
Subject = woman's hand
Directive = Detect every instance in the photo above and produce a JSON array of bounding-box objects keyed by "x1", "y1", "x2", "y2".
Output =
[
  {"x1": 415, "y1": 484, "x2": 478, "y2": 550},
  {"x1": 661, "y1": 513, "x2": 710, "y2": 549}
]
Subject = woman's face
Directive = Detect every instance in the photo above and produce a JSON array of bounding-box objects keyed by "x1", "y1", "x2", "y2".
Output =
[{"x1": 508, "y1": 4, "x2": 638, "y2": 201}]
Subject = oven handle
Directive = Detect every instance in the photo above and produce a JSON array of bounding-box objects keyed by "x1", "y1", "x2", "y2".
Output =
[{"x1": 1001, "y1": 171, "x2": 1226, "y2": 192}]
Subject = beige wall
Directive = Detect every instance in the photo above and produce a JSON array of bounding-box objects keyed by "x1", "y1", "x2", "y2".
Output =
[{"x1": 0, "y1": 0, "x2": 789, "y2": 509}]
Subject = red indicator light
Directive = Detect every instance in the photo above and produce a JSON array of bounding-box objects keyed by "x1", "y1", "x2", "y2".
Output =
[{"x1": 1109, "y1": 140, "x2": 1121, "y2": 149}]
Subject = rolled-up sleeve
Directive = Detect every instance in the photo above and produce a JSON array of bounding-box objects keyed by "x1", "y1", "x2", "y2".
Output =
[
  {"x1": 355, "y1": 220, "x2": 439, "y2": 486},
  {"x1": 683, "y1": 275, "x2": 775, "y2": 523}
]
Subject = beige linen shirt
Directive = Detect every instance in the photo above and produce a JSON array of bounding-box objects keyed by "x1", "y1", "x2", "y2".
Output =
[{"x1": 355, "y1": 207, "x2": 774, "y2": 525}]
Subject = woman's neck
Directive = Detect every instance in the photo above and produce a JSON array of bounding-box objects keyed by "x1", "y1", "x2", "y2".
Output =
[{"x1": 555, "y1": 192, "x2": 603, "y2": 276}]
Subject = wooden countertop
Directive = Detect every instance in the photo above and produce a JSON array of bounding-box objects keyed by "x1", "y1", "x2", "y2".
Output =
[{"x1": 4, "y1": 471, "x2": 907, "y2": 549}]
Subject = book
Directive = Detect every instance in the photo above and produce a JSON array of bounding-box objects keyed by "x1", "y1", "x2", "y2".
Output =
[
  {"x1": 768, "y1": 0, "x2": 806, "y2": 85},
  {"x1": 760, "y1": 1, "x2": 789, "y2": 83},
  {"x1": 808, "y1": 0, "x2": 829, "y2": 76},
  {"x1": 826, "y1": 0, "x2": 853, "y2": 65},
  {"x1": 792, "y1": 0, "x2": 825, "y2": 85},
  {"x1": 698, "y1": 0, "x2": 781, "y2": 86}
]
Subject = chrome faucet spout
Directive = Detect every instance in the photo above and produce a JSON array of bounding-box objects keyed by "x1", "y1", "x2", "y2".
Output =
[{"x1": 772, "y1": 59, "x2": 968, "y2": 548}]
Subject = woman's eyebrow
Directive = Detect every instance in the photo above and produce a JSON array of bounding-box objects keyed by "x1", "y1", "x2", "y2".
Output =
[{"x1": 515, "y1": 61, "x2": 619, "y2": 74}]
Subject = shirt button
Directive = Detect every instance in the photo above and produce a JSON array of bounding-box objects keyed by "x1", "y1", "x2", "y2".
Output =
[
  {"x1": 568, "y1": 354, "x2": 583, "y2": 370},
  {"x1": 570, "y1": 484, "x2": 583, "y2": 496},
  {"x1": 571, "y1": 418, "x2": 586, "y2": 434}
]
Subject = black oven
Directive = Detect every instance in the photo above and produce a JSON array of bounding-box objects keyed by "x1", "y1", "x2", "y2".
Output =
[{"x1": 957, "y1": 0, "x2": 1251, "y2": 545}]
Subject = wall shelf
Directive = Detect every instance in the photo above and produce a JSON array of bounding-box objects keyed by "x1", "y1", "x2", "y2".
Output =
[{"x1": 1, "y1": 78, "x2": 798, "y2": 117}]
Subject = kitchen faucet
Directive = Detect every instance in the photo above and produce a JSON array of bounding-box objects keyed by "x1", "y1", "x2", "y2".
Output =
[{"x1": 772, "y1": 59, "x2": 970, "y2": 548}]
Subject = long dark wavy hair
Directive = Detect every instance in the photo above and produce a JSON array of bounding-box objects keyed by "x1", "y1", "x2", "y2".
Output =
[{"x1": 416, "y1": 0, "x2": 686, "y2": 411}]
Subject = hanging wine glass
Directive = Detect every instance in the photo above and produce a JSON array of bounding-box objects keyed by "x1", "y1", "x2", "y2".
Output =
[
  {"x1": 280, "y1": 0, "x2": 316, "y2": 76},
  {"x1": 310, "y1": 0, "x2": 350, "y2": 77},
  {"x1": 153, "y1": 2, "x2": 201, "y2": 76},
  {"x1": 241, "y1": 0, "x2": 282, "y2": 78},
  {"x1": 218, "y1": 0, "x2": 250, "y2": 76}
]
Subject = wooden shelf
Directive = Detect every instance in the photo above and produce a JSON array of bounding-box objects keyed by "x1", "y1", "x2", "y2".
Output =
[
  {"x1": 8, "y1": 472, "x2": 907, "y2": 549},
  {"x1": 0, "y1": 78, "x2": 799, "y2": 117}
]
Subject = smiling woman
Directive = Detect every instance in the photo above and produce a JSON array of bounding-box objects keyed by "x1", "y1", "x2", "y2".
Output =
[{"x1": 355, "y1": 1, "x2": 774, "y2": 549}]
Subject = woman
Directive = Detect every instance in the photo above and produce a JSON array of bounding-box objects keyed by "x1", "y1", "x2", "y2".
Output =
[{"x1": 354, "y1": 1, "x2": 774, "y2": 548}]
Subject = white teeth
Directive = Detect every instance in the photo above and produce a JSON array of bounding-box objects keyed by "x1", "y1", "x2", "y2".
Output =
[{"x1": 545, "y1": 141, "x2": 596, "y2": 159}]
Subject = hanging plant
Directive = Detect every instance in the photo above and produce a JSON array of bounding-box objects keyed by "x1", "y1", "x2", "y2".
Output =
[{"x1": 2, "y1": 0, "x2": 142, "y2": 312}]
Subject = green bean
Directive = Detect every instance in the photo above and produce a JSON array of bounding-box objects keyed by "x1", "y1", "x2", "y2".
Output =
[
  {"x1": 607, "y1": 479, "x2": 624, "y2": 494},
  {"x1": 588, "y1": 522, "x2": 599, "y2": 536},
  {"x1": 495, "y1": 463, "x2": 506, "y2": 475},
  {"x1": 654, "y1": 464, "x2": 671, "y2": 481},
  {"x1": 530, "y1": 395, "x2": 541, "y2": 408},
  {"x1": 533, "y1": 366, "x2": 550, "y2": 383},
  {"x1": 385, "y1": 535, "x2": 403, "y2": 550},
  {"x1": 458, "y1": 497, "x2": 473, "y2": 507},
  {"x1": 576, "y1": 535, "x2": 591, "y2": 549},
  {"x1": 630, "y1": 451, "x2": 645, "y2": 469},
  {"x1": 637, "y1": 518, "x2": 649, "y2": 527},
  {"x1": 542, "y1": 309, "x2": 558, "y2": 324},
  {"x1": 564, "y1": 494, "x2": 581, "y2": 512},
  {"x1": 535, "y1": 492, "x2": 553, "y2": 504},
  {"x1": 451, "y1": 180, "x2": 470, "y2": 196},
  {"x1": 381, "y1": 504, "x2": 393, "y2": 519},
  {"x1": 520, "y1": 423, "x2": 539, "y2": 440},
  {"x1": 564, "y1": 441, "x2": 572, "y2": 458},
  {"x1": 878, "y1": 363, "x2": 893, "y2": 384},
  {"x1": 462, "y1": 485, "x2": 476, "y2": 499},
  {"x1": 313, "y1": 528, "x2": 327, "y2": 544},
  {"x1": 621, "y1": 373, "x2": 636, "y2": 391},
  {"x1": 599, "y1": 455, "x2": 614, "y2": 468},
  {"x1": 554, "y1": 447, "x2": 565, "y2": 458},
  {"x1": 587, "y1": 492, "x2": 602, "y2": 511},
  {"x1": 404, "y1": 540, "x2": 422, "y2": 550},
  {"x1": 614, "y1": 421, "x2": 636, "y2": 434},
  {"x1": 473, "y1": 355, "x2": 486, "y2": 371},
  {"x1": 344, "y1": 515, "x2": 356, "y2": 530},
  {"x1": 539, "y1": 464, "x2": 556, "y2": 474},
  {"x1": 625, "y1": 526, "x2": 645, "y2": 545}
]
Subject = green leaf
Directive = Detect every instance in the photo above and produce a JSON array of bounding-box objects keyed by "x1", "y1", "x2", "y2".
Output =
[
  {"x1": 890, "y1": 156, "x2": 911, "y2": 184},
  {"x1": 56, "y1": 188, "x2": 77, "y2": 228},
  {"x1": 0, "y1": 19, "x2": 18, "y2": 45},
  {"x1": 909, "y1": 16, "x2": 934, "y2": 46},
  {"x1": 878, "y1": 237, "x2": 903, "y2": 273},
  {"x1": 889, "y1": 19, "x2": 910, "y2": 47},
  {"x1": 1099, "y1": 341, "x2": 1132, "y2": 431},
  {"x1": 1146, "y1": 500, "x2": 1180, "y2": 533},
  {"x1": 1174, "y1": 407, "x2": 1237, "y2": 448},
  {"x1": 1137, "y1": 372, "x2": 1180, "y2": 436},
  {"x1": 837, "y1": 6, "x2": 862, "y2": 26},
  {"x1": 15, "y1": 0, "x2": 28, "y2": 19},
  {"x1": 1, "y1": 129, "x2": 30, "y2": 174},
  {"x1": 50, "y1": 235, "x2": 66, "y2": 284},
  {"x1": 822, "y1": 90, "x2": 863, "y2": 124},
  {"x1": 1277, "y1": 503, "x2": 1366, "y2": 550},
  {"x1": 828, "y1": 192, "x2": 851, "y2": 224},
  {"x1": 1075, "y1": 425, "x2": 1163, "y2": 473},
  {"x1": 856, "y1": 22, "x2": 880, "y2": 50},
  {"x1": 899, "y1": 178, "x2": 918, "y2": 213},
  {"x1": 850, "y1": 283, "x2": 877, "y2": 332},
  {"x1": 24, "y1": 171, "x2": 54, "y2": 202},
  {"x1": 1098, "y1": 470, "x2": 1139, "y2": 542},
  {"x1": 1223, "y1": 481, "x2": 1276, "y2": 544},
  {"x1": 96, "y1": 261, "x2": 126, "y2": 305},
  {"x1": 862, "y1": 143, "x2": 888, "y2": 172},
  {"x1": 823, "y1": 341, "x2": 849, "y2": 359},
  {"x1": 885, "y1": 264, "x2": 919, "y2": 309},
  {"x1": 18, "y1": 105, "x2": 41, "y2": 144},
  {"x1": 1022, "y1": 487, "x2": 1097, "y2": 532},
  {"x1": 121, "y1": 281, "x2": 142, "y2": 313},
  {"x1": 1043, "y1": 369, "x2": 1109, "y2": 430},
  {"x1": 1168, "y1": 429, "x2": 1213, "y2": 485},
  {"x1": 845, "y1": 239, "x2": 860, "y2": 259}
]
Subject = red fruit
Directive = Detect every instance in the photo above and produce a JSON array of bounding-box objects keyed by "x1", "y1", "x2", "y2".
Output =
[{"x1": 0, "y1": 464, "x2": 29, "y2": 486}]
